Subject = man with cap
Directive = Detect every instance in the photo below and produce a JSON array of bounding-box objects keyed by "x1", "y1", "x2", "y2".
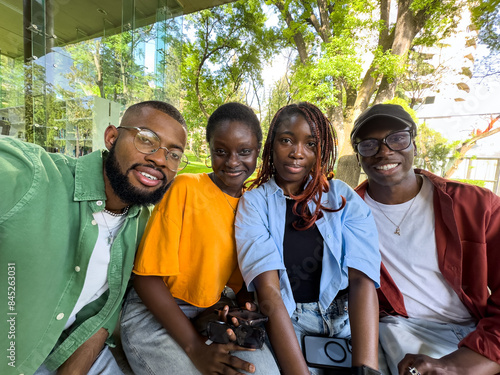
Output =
[{"x1": 351, "y1": 104, "x2": 500, "y2": 375}]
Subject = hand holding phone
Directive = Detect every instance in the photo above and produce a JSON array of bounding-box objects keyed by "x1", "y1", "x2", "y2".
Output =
[
  {"x1": 226, "y1": 308, "x2": 268, "y2": 326},
  {"x1": 207, "y1": 320, "x2": 265, "y2": 349},
  {"x1": 215, "y1": 307, "x2": 268, "y2": 326}
]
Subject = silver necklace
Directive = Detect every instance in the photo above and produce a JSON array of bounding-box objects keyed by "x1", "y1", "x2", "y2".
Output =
[
  {"x1": 103, "y1": 206, "x2": 129, "y2": 217},
  {"x1": 373, "y1": 195, "x2": 417, "y2": 236},
  {"x1": 100, "y1": 212, "x2": 115, "y2": 245}
]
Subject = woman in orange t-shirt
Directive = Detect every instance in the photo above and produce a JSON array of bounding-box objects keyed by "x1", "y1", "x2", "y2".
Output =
[{"x1": 120, "y1": 102, "x2": 280, "y2": 375}]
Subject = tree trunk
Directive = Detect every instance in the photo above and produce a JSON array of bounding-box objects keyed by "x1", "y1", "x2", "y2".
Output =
[
  {"x1": 335, "y1": 154, "x2": 361, "y2": 188},
  {"x1": 341, "y1": 0, "x2": 433, "y2": 155},
  {"x1": 339, "y1": 66, "x2": 379, "y2": 156},
  {"x1": 329, "y1": 82, "x2": 344, "y2": 145},
  {"x1": 374, "y1": 0, "x2": 421, "y2": 102},
  {"x1": 373, "y1": 76, "x2": 399, "y2": 104}
]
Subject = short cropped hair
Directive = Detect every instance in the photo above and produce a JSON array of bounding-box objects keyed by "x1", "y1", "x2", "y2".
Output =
[
  {"x1": 124, "y1": 100, "x2": 186, "y2": 129},
  {"x1": 206, "y1": 102, "x2": 262, "y2": 146}
]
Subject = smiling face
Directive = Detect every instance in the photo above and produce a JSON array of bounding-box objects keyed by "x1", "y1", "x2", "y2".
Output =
[
  {"x1": 209, "y1": 120, "x2": 260, "y2": 197},
  {"x1": 272, "y1": 114, "x2": 317, "y2": 196},
  {"x1": 356, "y1": 118, "x2": 416, "y2": 193},
  {"x1": 104, "y1": 106, "x2": 187, "y2": 205}
]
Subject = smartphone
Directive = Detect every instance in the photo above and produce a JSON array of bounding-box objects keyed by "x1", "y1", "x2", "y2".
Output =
[
  {"x1": 215, "y1": 308, "x2": 268, "y2": 326},
  {"x1": 207, "y1": 321, "x2": 266, "y2": 349},
  {"x1": 303, "y1": 335, "x2": 352, "y2": 372},
  {"x1": 227, "y1": 308, "x2": 268, "y2": 326}
]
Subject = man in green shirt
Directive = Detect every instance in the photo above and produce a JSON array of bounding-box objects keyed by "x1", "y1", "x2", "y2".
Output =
[{"x1": 0, "y1": 100, "x2": 188, "y2": 375}]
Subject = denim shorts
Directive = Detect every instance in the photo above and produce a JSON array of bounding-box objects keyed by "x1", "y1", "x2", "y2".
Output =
[{"x1": 291, "y1": 295, "x2": 351, "y2": 375}]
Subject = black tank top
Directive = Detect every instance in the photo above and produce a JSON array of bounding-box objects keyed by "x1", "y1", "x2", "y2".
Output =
[{"x1": 283, "y1": 199, "x2": 324, "y2": 303}]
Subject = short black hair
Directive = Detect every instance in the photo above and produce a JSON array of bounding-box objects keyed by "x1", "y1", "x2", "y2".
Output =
[
  {"x1": 206, "y1": 102, "x2": 262, "y2": 146},
  {"x1": 124, "y1": 100, "x2": 186, "y2": 129}
]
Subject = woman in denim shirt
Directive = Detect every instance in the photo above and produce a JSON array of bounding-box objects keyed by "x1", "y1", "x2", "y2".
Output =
[{"x1": 235, "y1": 102, "x2": 381, "y2": 375}]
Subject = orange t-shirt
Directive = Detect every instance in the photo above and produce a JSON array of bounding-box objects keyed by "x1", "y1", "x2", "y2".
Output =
[{"x1": 133, "y1": 173, "x2": 243, "y2": 307}]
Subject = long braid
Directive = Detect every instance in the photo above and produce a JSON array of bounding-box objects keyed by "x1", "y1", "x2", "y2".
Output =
[{"x1": 250, "y1": 102, "x2": 346, "y2": 230}]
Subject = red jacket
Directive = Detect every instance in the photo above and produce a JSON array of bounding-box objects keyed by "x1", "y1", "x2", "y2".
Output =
[{"x1": 356, "y1": 169, "x2": 500, "y2": 365}]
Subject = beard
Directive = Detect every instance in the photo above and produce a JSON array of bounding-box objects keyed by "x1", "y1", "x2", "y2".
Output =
[{"x1": 104, "y1": 145, "x2": 171, "y2": 206}]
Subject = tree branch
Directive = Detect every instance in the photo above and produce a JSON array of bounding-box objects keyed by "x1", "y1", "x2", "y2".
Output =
[
  {"x1": 444, "y1": 126, "x2": 500, "y2": 178},
  {"x1": 273, "y1": 0, "x2": 309, "y2": 64}
]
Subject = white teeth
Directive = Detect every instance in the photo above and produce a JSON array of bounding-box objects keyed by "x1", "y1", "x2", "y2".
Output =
[
  {"x1": 140, "y1": 171, "x2": 158, "y2": 180},
  {"x1": 376, "y1": 164, "x2": 398, "y2": 170}
]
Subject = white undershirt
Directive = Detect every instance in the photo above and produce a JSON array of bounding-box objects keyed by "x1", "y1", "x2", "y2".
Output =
[
  {"x1": 365, "y1": 176, "x2": 473, "y2": 324},
  {"x1": 64, "y1": 211, "x2": 126, "y2": 329}
]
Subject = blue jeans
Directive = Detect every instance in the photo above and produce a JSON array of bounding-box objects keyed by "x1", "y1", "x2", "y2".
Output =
[
  {"x1": 378, "y1": 315, "x2": 477, "y2": 375},
  {"x1": 120, "y1": 288, "x2": 280, "y2": 375},
  {"x1": 291, "y1": 297, "x2": 351, "y2": 375},
  {"x1": 34, "y1": 346, "x2": 123, "y2": 375}
]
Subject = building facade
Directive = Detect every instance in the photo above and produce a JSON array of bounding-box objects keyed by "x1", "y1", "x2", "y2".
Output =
[{"x1": 0, "y1": 0, "x2": 233, "y2": 153}]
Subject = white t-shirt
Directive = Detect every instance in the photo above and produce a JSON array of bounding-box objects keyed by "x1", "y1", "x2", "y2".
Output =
[
  {"x1": 64, "y1": 211, "x2": 126, "y2": 329},
  {"x1": 365, "y1": 176, "x2": 473, "y2": 324}
]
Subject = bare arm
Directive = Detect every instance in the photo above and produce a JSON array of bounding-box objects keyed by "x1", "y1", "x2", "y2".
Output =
[
  {"x1": 57, "y1": 328, "x2": 108, "y2": 375},
  {"x1": 348, "y1": 268, "x2": 379, "y2": 369},
  {"x1": 253, "y1": 270, "x2": 310, "y2": 375},
  {"x1": 235, "y1": 283, "x2": 258, "y2": 312},
  {"x1": 398, "y1": 347, "x2": 500, "y2": 375},
  {"x1": 134, "y1": 275, "x2": 255, "y2": 375}
]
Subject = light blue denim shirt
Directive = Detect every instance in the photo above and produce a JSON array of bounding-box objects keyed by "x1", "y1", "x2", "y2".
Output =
[{"x1": 235, "y1": 177, "x2": 380, "y2": 317}]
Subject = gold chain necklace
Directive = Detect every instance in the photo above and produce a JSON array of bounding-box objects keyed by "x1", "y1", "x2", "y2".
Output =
[
  {"x1": 208, "y1": 173, "x2": 238, "y2": 214},
  {"x1": 372, "y1": 195, "x2": 417, "y2": 236},
  {"x1": 221, "y1": 193, "x2": 237, "y2": 214}
]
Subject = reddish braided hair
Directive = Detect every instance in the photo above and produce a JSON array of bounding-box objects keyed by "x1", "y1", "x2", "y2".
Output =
[{"x1": 250, "y1": 102, "x2": 346, "y2": 230}]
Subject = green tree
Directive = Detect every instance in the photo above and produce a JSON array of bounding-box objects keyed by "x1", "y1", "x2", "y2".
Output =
[
  {"x1": 471, "y1": 0, "x2": 500, "y2": 52},
  {"x1": 414, "y1": 122, "x2": 458, "y2": 174},
  {"x1": 268, "y1": 0, "x2": 468, "y2": 157},
  {"x1": 471, "y1": 0, "x2": 500, "y2": 77},
  {"x1": 0, "y1": 56, "x2": 24, "y2": 109},
  {"x1": 62, "y1": 29, "x2": 156, "y2": 105},
  {"x1": 180, "y1": 0, "x2": 279, "y2": 155}
]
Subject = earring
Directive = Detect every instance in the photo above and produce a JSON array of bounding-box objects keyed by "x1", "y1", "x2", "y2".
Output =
[
  {"x1": 414, "y1": 149, "x2": 417, "y2": 157},
  {"x1": 205, "y1": 155, "x2": 212, "y2": 169}
]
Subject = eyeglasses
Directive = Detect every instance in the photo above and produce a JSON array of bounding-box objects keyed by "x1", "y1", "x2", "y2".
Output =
[
  {"x1": 354, "y1": 130, "x2": 412, "y2": 157},
  {"x1": 118, "y1": 126, "x2": 189, "y2": 172},
  {"x1": 206, "y1": 321, "x2": 265, "y2": 349}
]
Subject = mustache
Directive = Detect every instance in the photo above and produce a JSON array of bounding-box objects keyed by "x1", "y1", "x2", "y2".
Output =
[{"x1": 127, "y1": 163, "x2": 167, "y2": 181}]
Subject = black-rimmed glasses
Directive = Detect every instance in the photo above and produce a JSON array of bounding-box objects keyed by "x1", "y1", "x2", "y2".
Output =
[
  {"x1": 118, "y1": 126, "x2": 189, "y2": 172},
  {"x1": 354, "y1": 130, "x2": 412, "y2": 157}
]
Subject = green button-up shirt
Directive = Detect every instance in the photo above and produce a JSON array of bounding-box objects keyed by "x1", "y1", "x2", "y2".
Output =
[{"x1": 0, "y1": 137, "x2": 151, "y2": 375}]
